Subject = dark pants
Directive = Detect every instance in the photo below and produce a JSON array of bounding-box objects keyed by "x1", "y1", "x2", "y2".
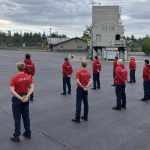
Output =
[
  {"x1": 93, "y1": 72, "x2": 100, "y2": 89},
  {"x1": 63, "y1": 77, "x2": 71, "y2": 94},
  {"x1": 30, "y1": 76, "x2": 34, "y2": 100},
  {"x1": 115, "y1": 84, "x2": 126, "y2": 108},
  {"x1": 113, "y1": 71, "x2": 115, "y2": 85},
  {"x1": 75, "y1": 87, "x2": 88, "y2": 121},
  {"x1": 130, "y1": 70, "x2": 136, "y2": 82},
  {"x1": 12, "y1": 96, "x2": 31, "y2": 137},
  {"x1": 143, "y1": 80, "x2": 150, "y2": 99}
]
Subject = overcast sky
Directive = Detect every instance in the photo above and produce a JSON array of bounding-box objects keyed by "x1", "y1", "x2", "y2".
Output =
[{"x1": 0, "y1": 0, "x2": 150, "y2": 38}]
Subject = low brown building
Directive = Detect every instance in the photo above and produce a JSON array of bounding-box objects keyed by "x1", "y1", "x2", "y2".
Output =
[{"x1": 52, "y1": 37, "x2": 88, "y2": 52}]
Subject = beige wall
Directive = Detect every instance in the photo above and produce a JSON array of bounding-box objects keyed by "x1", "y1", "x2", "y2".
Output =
[
  {"x1": 92, "y1": 6, "x2": 125, "y2": 47},
  {"x1": 92, "y1": 6, "x2": 120, "y2": 24},
  {"x1": 52, "y1": 39, "x2": 87, "y2": 51},
  {"x1": 93, "y1": 23, "x2": 124, "y2": 47}
]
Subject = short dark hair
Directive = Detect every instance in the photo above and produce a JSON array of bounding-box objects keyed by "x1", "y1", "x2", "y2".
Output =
[
  {"x1": 25, "y1": 53, "x2": 31, "y2": 59},
  {"x1": 17, "y1": 62, "x2": 26, "y2": 72},
  {"x1": 64, "y1": 58, "x2": 68, "y2": 61},
  {"x1": 81, "y1": 60, "x2": 87, "y2": 68},
  {"x1": 95, "y1": 56, "x2": 98, "y2": 59},
  {"x1": 145, "y1": 59, "x2": 149, "y2": 64}
]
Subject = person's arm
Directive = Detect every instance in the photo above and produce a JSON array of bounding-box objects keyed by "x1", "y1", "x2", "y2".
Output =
[
  {"x1": 62, "y1": 64, "x2": 67, "y2": 76},
  {"x1": 85, "y1": 78, "x2": 92, "y2": 88},
  {"x1": 83, "y1": 74, "x2": 92, "y2": 91},
  {"x1": 32, "y1": 64, "x2": 35, "y2": 76},
  {"x1": 76, "y1": 79, "x2": 83, "y2": 88},
  {"x1": 22, "y1": 83, "x2": 35, "y2": 102},
  {"x1": 10, "y1": 86, "x2": 24, "y2": 101}
]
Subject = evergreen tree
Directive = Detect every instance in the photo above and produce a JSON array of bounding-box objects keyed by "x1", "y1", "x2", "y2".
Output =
[
  {"x1": 81, "y1": 25, "x2": 91, "y2": 42},
  {"x1": 142, "y1": 35, "x2": 150, "y2": 55}
]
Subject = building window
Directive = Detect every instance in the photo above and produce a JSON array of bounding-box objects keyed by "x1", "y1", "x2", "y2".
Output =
[
  {"x1": 109, "y1": 26, "x2": 115, "y2": 31},
  {"x1": 116, "y1": 34, "x2": 121, "y2": 40},
  {"x1": 102, "y1": 25, "x2": 115, "y2": 31},
  {"x1": 77, "y1": 46, "x2": 79, "y2": 49},
  {"x1": 102, "y1": 26, "x2": 107, "y2": 31},
  {"x1": 61, "y1": 45, "x2": 63, "y2": 49},
  {"x1": 80, "y1": 46, "x2": 82, "y2": 49},
  {"x1": 96, "y1": 34, "x2": 101, "y2": 42}
]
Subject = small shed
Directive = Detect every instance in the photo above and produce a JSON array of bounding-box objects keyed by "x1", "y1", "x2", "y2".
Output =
[{"x1": 52, "y1": 37, "x2": 88, "y2": 52}]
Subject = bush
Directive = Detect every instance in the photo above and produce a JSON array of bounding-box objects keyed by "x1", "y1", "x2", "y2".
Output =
[{"x1": 142, "y1": 36, "x2": 150, "y2": 55}]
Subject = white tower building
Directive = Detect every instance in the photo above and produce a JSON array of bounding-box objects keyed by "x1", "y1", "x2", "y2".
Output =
[{"x1": 92, "y1": 5, "x2": 126, "y2": 59}]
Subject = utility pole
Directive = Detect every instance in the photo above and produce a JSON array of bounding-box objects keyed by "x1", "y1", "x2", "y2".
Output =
[
  {"x1": 49, "y1": 28, "x2": 52, "y2": 51},
  {"x1": 88, "y1": 2, "x2": 101, "y2": 6}
]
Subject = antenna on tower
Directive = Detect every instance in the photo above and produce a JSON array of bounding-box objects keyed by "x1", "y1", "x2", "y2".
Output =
[{"x1": 88, "y1": 1, "x2": 101, "y2": 6}]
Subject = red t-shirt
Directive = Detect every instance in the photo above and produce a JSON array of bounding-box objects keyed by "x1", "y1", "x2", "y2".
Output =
[
  {"x1": 24, "y1": 59, "x2": 35, "y2": 76},
  {"x1": 143, "y1": 64, "x2": 150, "y2": 80},
  {"x1": 92, "y1": 60, "x2": 101, "y2": 73},
  {"x1": 76, "y1": 68, "x2": 91, "y2": 87},
  {"x1": 129, "y1": 59, "x2": 136, "y2": 70},
  {"x1": 115, "y1": 64, "x2": 128, "y2": 85},
  {"x1": 10, "y1": 73, "x2": 33, "y2": 94},
  {"x1": 62, "y1": 61, "x2": 73, "y2": 77}
]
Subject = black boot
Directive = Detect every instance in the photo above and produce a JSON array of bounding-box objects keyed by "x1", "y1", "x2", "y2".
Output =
[
  {"x1": 72, "y1": 119, "x2": 80, "y2": 123},
  {"x1": 81, "y1": 116, "x2": 88, "y2": 121},
  {"x1": 11, "y1": 136, "x2": 20, "y2": 143},
  {"x1": 140, "y1": 98, "x2": 148, "y2": 102},
  {"x1": 61, "y1": 92, "x2": 66, "y2": 95},
  {"x1": 112, "y1": 106, "x2": 121, "y2": 110}
]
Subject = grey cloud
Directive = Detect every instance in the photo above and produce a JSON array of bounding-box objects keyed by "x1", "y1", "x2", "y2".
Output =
[
  {"x1": 0, "y1": 0, "x2": 150, "y2": 37},
  {"x1": 0, "y1": 0, "x2": 91, "y2": 26},
  {"x1": 122, "y1": 0, "x2": 150, "y2": 20}
]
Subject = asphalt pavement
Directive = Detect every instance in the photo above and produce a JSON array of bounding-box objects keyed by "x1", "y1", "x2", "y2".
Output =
[{"x1": 0, "y1": 50, "x2": 150, "y2": 150}]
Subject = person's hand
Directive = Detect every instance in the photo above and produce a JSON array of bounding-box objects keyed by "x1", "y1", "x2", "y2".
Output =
[
  {"x1": 67, "y1": 75, "x2": 71, "y2": 77},
  {"x1": 22, "y1": 95, "x2": 29, "y2": 103},
  {"x1": 19, "y1": 96, "x2": 25, "y2": 102},
  {"x1": 83, "y1": 87, "x2": 88, "y2": 91}
]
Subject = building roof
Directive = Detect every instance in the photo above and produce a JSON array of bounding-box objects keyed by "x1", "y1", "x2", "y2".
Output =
[
  {"x1": 47, "y1": 37, "x2": 69, "y2": 44},
  {"x1": 52, "y1": 37, "x2": 87, "y2": 46}
]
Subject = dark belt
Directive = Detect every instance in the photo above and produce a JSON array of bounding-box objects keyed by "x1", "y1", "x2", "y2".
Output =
[{"x1": 18, "y1": 93, "x2": 27, "y2": 96}]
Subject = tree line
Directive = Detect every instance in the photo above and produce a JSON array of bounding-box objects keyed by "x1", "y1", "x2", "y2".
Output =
[{"x1": 0, "y1": 31, "x2": 67, "y2": 48}]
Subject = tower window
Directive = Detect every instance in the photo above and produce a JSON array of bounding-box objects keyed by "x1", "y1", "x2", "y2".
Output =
[{"x1": 116, "y1": 34, "x2": 121, "y2": 40}]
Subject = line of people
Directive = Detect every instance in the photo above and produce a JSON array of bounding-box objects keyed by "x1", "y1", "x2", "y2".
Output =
[
  {"x1": 61, "y1": 56, "x2": 150, "y2": 115},
  {"x1": 9, "y1": 54, "x2": 150, "y2": 143}
]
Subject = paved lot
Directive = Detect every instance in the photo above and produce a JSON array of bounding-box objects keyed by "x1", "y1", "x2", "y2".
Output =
[{"x1": 0, "y1": 50, "x2": 150, "y2": 150}]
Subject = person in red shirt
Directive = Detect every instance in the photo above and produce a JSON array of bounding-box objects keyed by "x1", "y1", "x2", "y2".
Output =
[
  {"x1": 140, "y1": 60, "x2": 150, "y2": 101},
  {"x1": 92, "y1": 56, "x2": 102, "y2": 90},
  {"x1": 61, "y1": 58, "x2": 73, "y2": 95},
  {"x1": 112, "y1": 56, "x2": 118, "y2": 86},
  {"x1": 72, "y1": 60, "x2": 92, "y2": 123},
  {"x1": 10, "y1": 62, "x2": 34, "y2": 143},
  {"x1": 24, "y1": 53, "x2": 35, "y2": 101},
  {"x1": 112, "y1": 59, "x2": 128, "y2": 110},
  {"x1": 128, "y1": 56, "x2": 136, "y2": 83}
]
